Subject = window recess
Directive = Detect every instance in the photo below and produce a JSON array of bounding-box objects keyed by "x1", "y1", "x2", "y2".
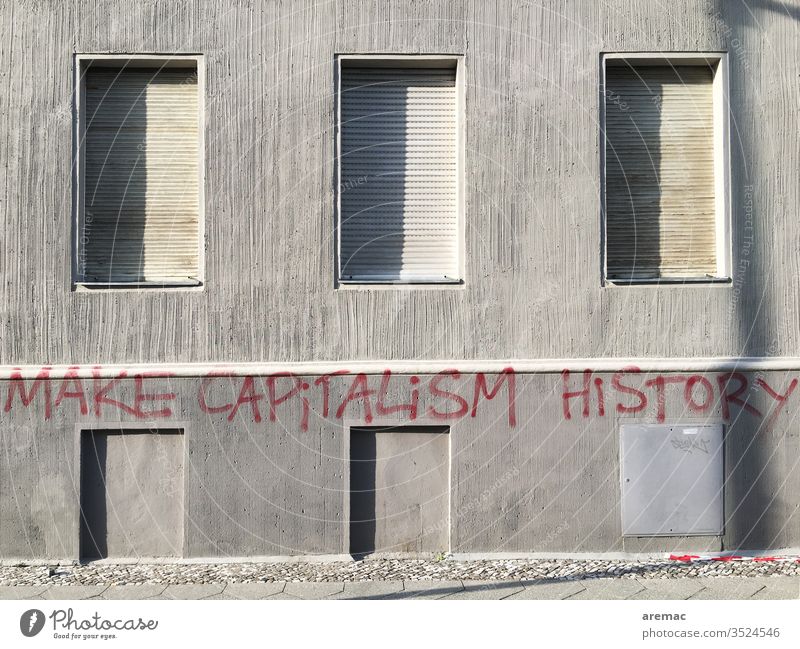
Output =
[
  {"x1": 337, "y1": 56, "x2": 463, "y2": 285},
  {"x1": 75, "y1": 56, "x2": 203, "y2": 288},
  {"x1": 602, "y1": 54, "x2": 730, "y2": 284}
]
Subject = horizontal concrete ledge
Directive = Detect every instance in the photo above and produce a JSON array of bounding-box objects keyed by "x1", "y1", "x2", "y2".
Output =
[
  {"x1": 0, "y1": 555, "x2": 355, "y2": 567},
  {"x1": 3, "y1": 549, "x2": 800, "y2": 567},
  {"x1": 449, "y1": 549, "x2": 800, "y2": 561},
  {"x1": 3, "y1": 357, "x2": 800, "y2": 379}
]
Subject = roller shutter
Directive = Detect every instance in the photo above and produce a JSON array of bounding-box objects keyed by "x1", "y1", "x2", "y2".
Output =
[
  {"x1": 339, "y1": 66, "x2": 459, "y2": 282},
  {"x1": 81, "y1": 67, "x2": 200, "y2": 284},
  {"x1": 604, "y1": 64, "x2": 717, "y2": 281}
]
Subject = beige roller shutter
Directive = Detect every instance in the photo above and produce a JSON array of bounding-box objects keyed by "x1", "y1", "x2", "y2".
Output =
[
  {"x1": 604, "y1": 64, "x2": 717, "y2": 281},
  {"x1": 339, "y1": 66, "x2": 459, "y2": 282},
  {"x1": 82, "y1": 67, "x2": 200, "y2": 284}
]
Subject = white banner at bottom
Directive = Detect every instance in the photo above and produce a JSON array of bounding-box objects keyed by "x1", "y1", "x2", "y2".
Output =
[{"x1": 0, "y1": 599, "x2": 797, "y2": 648}]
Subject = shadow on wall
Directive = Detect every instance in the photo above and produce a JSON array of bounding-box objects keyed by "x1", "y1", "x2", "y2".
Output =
[
  {"x1": 82, "y1": 64, "x2": 149, "y2": 285},
  {"x1": 712, "y1": 0, "x2": 797, "y2": 551},
  {"x1": 604, "y1": 60, "x2": 665, "y2": 281},
  {"x1": 760, "y1": 0, "x2": 800, "y2": 22},
  {"x1": 79, "y1": 431, "x2": 109, "y2": 560},
  {"x1": 339, "y1": 65, "x2": 411, "y2": 282},
  {"x1": 349, "y1": 430, "x2": 377, "y2": 558}
]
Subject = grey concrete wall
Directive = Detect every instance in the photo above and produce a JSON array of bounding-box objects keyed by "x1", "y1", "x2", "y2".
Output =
[
  {"x1": 0, "y1": 369, "x2": 797, "y2": 559},
  {"x1": 0, "y1": 0, "x2": 797, "y2": 364},
  {"x1": 1, "y1": 1, "x2": 798, "y2": 558}
]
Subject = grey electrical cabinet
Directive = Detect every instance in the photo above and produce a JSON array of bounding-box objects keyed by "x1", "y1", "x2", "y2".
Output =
[{"x1": 620, "y1": 423, "x2": 724, "y2": 536}]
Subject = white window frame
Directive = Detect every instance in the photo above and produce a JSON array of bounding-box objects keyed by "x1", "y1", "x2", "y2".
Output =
[
  {"x1": 72, "y1": 53, "x2": 205, "y2": 291},
  {"x1": 334, "y1": 54, "x2": 465, "y2": 288},
  {"x1": 600, "y1": 52, "x2": 731, "y2": 286}
]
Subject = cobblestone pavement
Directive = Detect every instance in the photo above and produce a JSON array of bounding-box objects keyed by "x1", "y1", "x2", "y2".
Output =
[
  {"x1": 0, "y1": 577, "x2": 798, "y2": 600},
  {"x1": 1, "y1": 557, "x2": 799, "y2": 588}
]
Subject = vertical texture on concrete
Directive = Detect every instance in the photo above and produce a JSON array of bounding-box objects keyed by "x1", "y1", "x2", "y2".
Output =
[
  {"x1": 1, "y1": 1, "x2": 796, "y2": 364},
  {"x1": 0, "y1": 368, "x2": 798, "y2": 559},
  {"x1": 1, "y1": 2, "x2": 800, "y2": 560}
]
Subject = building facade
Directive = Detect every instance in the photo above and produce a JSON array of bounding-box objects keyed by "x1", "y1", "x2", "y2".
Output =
[{"x1": 1, "y1": 0, "x2": 799, "y2": 560}]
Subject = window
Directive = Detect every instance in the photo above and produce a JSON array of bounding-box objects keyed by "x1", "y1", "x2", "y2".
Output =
[
  {"x1": 602, "y1": 54, "x2": 729, "y2": 283},
  {"x1": 75, "y1": 56, "x2": 203, "y2": 287},
  {"x1": 336, "y1": 56, "x2": 463, "y2": 284}
]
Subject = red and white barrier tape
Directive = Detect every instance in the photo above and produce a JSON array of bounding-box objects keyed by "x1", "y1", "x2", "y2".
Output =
[{"x1": 669, "y1": 554, "x2": 800, "y2": 563}]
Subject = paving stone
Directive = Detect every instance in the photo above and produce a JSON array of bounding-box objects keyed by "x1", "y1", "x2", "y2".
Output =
[
  {"x1": 567, "y1": 578, "x2": 646, "y2": 600},
  {"x1": 688, "y1": 578, "x2": 770, "y2": 600},
  {"x1": 41, "y1": 585, "x2": 110, "y2": 600},
  {"x1": 93, "y1": 585, "x2": 168, "y2": 599},
  {"x1": 398, "y1": 580, "x2": 464, "y2": 599},
  {"x1": 445, "y1": 580, "x2": 525, "y2": 600},
  {"x1": 282, "y1": 582, "x2": 344, "y2": 599},
  {"x1": 747, "y1": 578, "x2": 799, "y2": 600},
  {"x1": 629, "y1": 578, "x2": 707, "y2": 600},
  {"x1": 160, "y1": 584, "x2": 226, "y2": 599},
  {"x1": 0, "y1": 586, "x2": 51, "y2": 599},
  {"x1": 331, "y1": 582, "x2": 406, "y2": 600},
  {"x1": 206, "y1": 583, "x2": 286, "y2": 600},
  {"x1": 508, "y1": 580, "x2": 587, "y2": 600}
]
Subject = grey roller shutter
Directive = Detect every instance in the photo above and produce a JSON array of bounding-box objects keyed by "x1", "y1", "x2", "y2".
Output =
[
  {"x1": 604, "y1": 65, "x2": 717, "y2": 281},
  {"x1": 339, "y1": 66, "x2": 459, "y2": 282},
  {"x1": 81, "y1": 67, "x2": 200, "y2": 284}
]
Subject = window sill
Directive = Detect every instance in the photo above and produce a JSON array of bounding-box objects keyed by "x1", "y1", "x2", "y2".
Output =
[
  {"x1": 73, "y1": 280, "x2": 203, "y2": 292},
  {"x1": 604, "y1": 277, "x2": 732, "y2": 287},
  {"x1": 336, "y1": 278, "x2": 465, "y2": 290}
]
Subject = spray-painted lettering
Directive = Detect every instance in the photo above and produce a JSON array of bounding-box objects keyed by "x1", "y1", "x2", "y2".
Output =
[
  {"x1": 1, "y1": 367, "x2": 517, "y2": 430},
  {"x1": 561, "y1": 368, "x2": 795, "y2": 427}
]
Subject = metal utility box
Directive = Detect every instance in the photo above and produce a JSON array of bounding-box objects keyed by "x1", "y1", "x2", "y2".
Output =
[{"x1": 620, "y1": 423, "x2": 724, "y2": 536}]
